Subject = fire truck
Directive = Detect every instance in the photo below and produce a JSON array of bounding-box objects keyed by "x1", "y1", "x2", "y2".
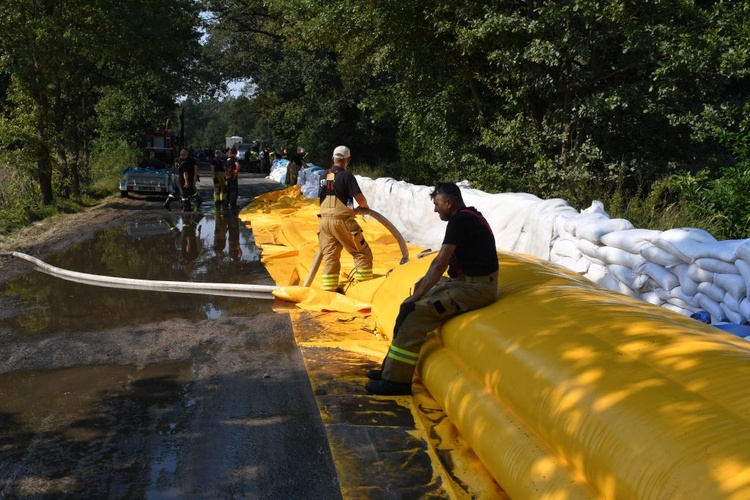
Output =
[{"x1": 119, "y1": 129, "x2": 177, "y2": 198}]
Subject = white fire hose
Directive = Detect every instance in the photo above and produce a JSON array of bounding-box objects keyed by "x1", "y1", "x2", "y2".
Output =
[
  {"x1": 2, "y1": 251, "x2": 277, "y2": 300},
  {"x1": 2, "y1": 209, "x2": 408, "y2": 297}
]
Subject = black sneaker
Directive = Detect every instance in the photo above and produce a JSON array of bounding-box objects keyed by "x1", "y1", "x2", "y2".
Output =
[
  {"x1": 365, "y1": 379, "x2": 411, "y2": 396},
  {"x1": 366, "y1": 369, "x2": 382, "y2": 380}
]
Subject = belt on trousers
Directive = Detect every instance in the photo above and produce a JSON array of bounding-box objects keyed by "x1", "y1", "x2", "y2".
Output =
[
  {"x1": 318, "y1": 213, "x2": 351, "y2": 219},
  {"x1": 454, "y1": 271, "x2": 498, "y2": 284}
]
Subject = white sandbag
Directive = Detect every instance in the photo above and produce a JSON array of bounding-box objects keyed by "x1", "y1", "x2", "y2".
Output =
[
  {"x1": 575, "y1": 238, "x2": 603, "y2": 262},
  {"x1": 693, "y1": 258, "x2": 740, "y2": 275},
  {"x1": 607, "y1": 264, "x2": 649, "y2": 291},
  {"x1": 597, "y1": 246, "x2": 647, "y2": 269},
  {"x1": 654, "y1": 287, "x2": 671, "y2": 301},
  {"x1": 584, "y1": 263, "x2": 607, "y2": 282},
  {"x1": 698, "y1": 281, "x2": 727, "y2": 304},
  {"x1": 720, "y1": 302, "x2": 745, "y2": 325},
  {"x1": 599, "y1": 228, "x2": 662, "y2": 254},
  {"x1": 666, "y1": 296, "x2": 692, "y2": 310},
  {"x1": 669, "y1": 285, "x2": 695, "y2": 306},
  {"x1": 687, "y1": 264, "x2": 714, "y2": 283},
  {"x1": 597, "y1": 273, "x2": 627, "y2": 295},
  {"x1": 690, "y1": 239, "x2": 746, "y2": 262},
  {"x1": 662, "y1": 303, "x2": 692, "y2": 316},
  {"x1": 650, "y1": 227, "x2": 719, "y2": 262},
  {"x1": 581, "y1": 200, "x2": 609, "y2": 216},
  {"x1": 613, "y1": 279, "x2": 639, "y2": 297},
  {"x1": 550, "y1": 238, "x2": 582, "y2": 260},
  {"x1": 694, "y1": 292, "x2": 727, "y2": 322},
  {"x1": 640, "y1": 243, "x2": 688, "y2": 267},
  {"x1": 734, "y1": 241, "x2": 750, "y2": 263},
  {"x1": 713, "y1": 273, "x2": 747, "y2": 301},
  {"x1": 635, "y1": 262, "x2": 679, "y2": 291},
  {"x1": 553, "y1": 256, "x2": 590, "y2": 274},
  {"x1": 641, "y1": 291, "x2": 664, "y2": 306},
  {"x1": 564, "y1": 212, "x2": 609, "y2": 236},
  {"x1": 740, "y1": 297, "x2": 750, "y2": 321},
  {"x1": 734, "y1": 259, "x2": 750, "y2": 298},
  {"x1": 554, "y1": 215, "x2": 576, "y2": 241},
  {"x1": 723, "y1": 291, "x2": 740, "y2": 316},
  {"x1": 575, "y1": 218, "x2": 635, "y2": 243}
]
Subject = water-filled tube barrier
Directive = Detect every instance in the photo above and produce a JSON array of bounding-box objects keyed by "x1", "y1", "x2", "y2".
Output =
[{"x1": 397, "y1": 252, "x2": 750, "y2": 499}]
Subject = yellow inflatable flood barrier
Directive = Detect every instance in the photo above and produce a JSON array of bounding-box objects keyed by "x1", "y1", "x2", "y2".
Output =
[
  {"x1": 242, "y1": 188, "x2": 750, "y2": 498},
  {"x1": 420, "y1": 253, "x2": 750, "y2": 499}
]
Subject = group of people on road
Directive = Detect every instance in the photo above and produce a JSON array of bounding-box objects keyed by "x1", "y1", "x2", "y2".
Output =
[
  {"x1": 315, "y1": 145, "x2": 500, "y2": 396},
  {"x1": 163, "y1": 147, "x2": 242, "y2": 212}
]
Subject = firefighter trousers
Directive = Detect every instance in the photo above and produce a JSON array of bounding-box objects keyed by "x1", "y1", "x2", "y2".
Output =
[
  {"x1": 318, "y1": 215, "x2": 373, "y2": 291},
  {"x1": 381, "y1": 274, "x2": 498, "y2": 384}
]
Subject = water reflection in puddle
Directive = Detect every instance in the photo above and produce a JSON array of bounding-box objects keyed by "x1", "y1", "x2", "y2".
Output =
[{"x1": 0, "y1": 212, "x2": 276, "y2": 336}]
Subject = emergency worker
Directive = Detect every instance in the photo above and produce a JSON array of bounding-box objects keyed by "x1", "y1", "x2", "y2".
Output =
[
  {"x1": 317, "y1": 145, "x2": 373, "y2": 292},
  {"x1": 210, "y1": 149, "x2": 227, "y2": 208},
  {"x1": 286, "y1": 146, "x2": 305, "y2": 186},
  {"x1": 225, "y1": 147, "x2": 241, "y2": 209},
  {"x1": 165, "y1": 149, "x2": 201, "y2": 211},
  {"x1": 365, "y1": 182, "x2": 499, "y2": 396}
]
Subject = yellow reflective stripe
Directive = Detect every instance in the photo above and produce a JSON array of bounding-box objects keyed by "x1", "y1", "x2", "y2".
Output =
[
  {"x1": 354, "y1": 269, "x2": 373, "y2": 280},
  {"x1": 387, "y1": 345, "x2": 419, "y2": 365},
  {"x1": 321, "y1": 274, "x2": 339, "y2": 291},
  {"x1": 387, "y1": 351, "x2": 418, "y2": 365}
]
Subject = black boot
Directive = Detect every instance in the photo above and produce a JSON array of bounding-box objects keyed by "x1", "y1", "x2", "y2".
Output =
[
  {"x1": 365, "y1": 379, "x2": 412, "y2": 396},
  {"x1": 163, "y1": 196, "x2": 173, "y2": 211},
  {"x1": 366, "y1": 369, "x2": 382, "y2": 380}
]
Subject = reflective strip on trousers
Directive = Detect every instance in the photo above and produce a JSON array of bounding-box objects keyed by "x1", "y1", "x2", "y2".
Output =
[
  {"x1": 322, "y1": 273, "x2": 339, "y2": 291},
  {"x1": 387, "y1": 345, "x2": 419, "y2": 365}
]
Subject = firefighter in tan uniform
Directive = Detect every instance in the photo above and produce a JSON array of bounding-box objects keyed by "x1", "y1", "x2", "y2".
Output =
[
  {"x1": 318, "y1": 145, "x2": 374, "y2": 292},
  {"x1": 365, "y1": 182, "x2": 499, "y2": 395}
]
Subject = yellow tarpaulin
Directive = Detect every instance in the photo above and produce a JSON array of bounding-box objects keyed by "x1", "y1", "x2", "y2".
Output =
[{"x1": 241, "y1": 188, "x2": 750, "y2": 499}]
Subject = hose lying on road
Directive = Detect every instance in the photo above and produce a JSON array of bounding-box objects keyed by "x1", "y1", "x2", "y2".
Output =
[{"x1": 1, "y1": 251, "x2": 277, "y2": 300}]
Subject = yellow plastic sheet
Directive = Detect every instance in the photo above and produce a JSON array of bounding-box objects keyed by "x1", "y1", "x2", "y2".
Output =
[{"x1": 241, "y1": 189, "x2": 750, "y2": 498}]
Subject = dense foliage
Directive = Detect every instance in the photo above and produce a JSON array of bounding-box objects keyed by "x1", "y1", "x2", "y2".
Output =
[{"x1": 1, "y1": 1, "x2": 749, "y2": 238}]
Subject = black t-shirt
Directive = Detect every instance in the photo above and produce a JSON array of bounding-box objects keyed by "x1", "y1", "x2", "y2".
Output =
[
  {"x1": 443, "y1": 207, "x2": 499, "y2": 277},
  {"x1": 318, "y1": 167, "x2": 362, "y2": 205},
  {"x1": 210, "y1": 158, "x2": 224, "y2": 173},
  {"x1": 177, "y1": 157, "x2": 196, "y2": 185}
]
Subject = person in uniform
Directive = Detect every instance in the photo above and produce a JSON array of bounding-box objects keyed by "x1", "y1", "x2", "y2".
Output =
[
  {"x1": 225, "y1": 147, "x2": 241, "y2": 209},
  {"x1": 365, "y1": 182, "x2": 499, "y2": 395},
  {"x1": 165, "y1": 149, "x2": 201, "y2": 211},
  {"x1": 317, "y1": 145, "x2": 373, "y2": 292},
  {"x1": 210, "y1": 149, "x2": 227, "y2": 209}
]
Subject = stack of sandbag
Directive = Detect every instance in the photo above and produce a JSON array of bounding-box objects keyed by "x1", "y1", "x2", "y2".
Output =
[
  {"x1": 551, "y1": 201, "x2": 750, "y2": 324},
  {"x1": 354, "y1": 175, "x2": 750, "y2": 325}
]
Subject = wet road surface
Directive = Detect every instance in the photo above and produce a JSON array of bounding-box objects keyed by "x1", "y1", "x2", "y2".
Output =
[
  {"x1": 0, "y1": 169, "x2": 492, "y2": 499},
  {"x1": 0, "y1": 173, "x2": 342, "y2": 498}
]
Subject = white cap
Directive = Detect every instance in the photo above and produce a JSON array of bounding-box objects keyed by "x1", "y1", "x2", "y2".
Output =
[{"x1": 332, "y1": 145, "x2": 350, "y2": 159}]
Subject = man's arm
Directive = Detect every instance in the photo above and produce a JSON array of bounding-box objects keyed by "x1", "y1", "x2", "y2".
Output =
[
  {"x1": 353, "y1": 193, "x2": 369, "y2": 210},
  {"x1": 405, "y1": 243, "x2": 456, "y2": 303}
]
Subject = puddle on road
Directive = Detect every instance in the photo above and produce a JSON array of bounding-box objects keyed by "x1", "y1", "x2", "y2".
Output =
[
  {"x1": 0, "y1": 212, "x2": 275, "y2": 337},
  {"x1": 0, "y1": 211, "x2": 283, "y2": 497},
  {"x1": 0, "y1": 362, "x2": 195, "y2": 498}
]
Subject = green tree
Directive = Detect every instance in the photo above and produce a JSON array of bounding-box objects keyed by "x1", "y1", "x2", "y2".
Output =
[{"x1": 0, "y1": 0, "x2": 208, "y2": 206}]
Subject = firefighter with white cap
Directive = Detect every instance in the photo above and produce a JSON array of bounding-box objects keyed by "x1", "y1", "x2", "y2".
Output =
[{"x1": 317, "y1": 145, "x2": 374, "y2": 292}]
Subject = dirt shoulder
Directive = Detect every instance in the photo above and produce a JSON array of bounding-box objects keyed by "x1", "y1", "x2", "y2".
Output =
[{"x1": 0, "y1": 195, "x2": 158, "y2": 283}]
